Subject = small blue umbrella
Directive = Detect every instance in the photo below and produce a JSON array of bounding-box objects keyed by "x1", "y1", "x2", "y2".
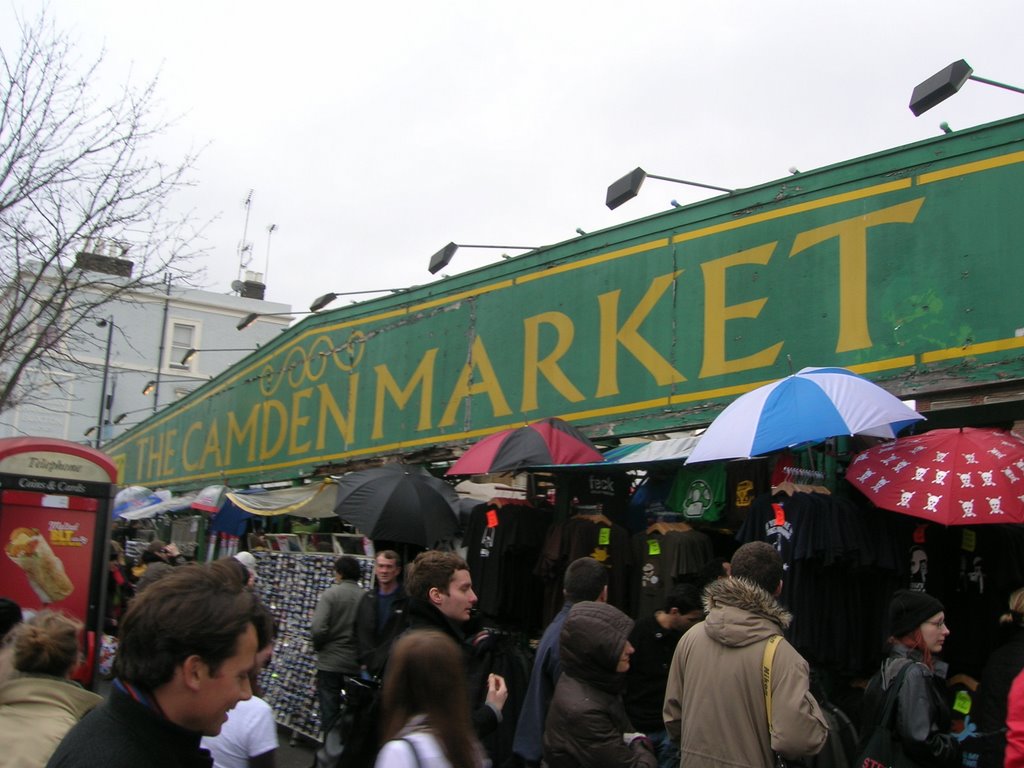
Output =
[
  {"x1": 685, "y1": 366, "x2": 924, "y2": 464},
  {"x1": 601, "y1": 435, "x2": 702, "y2": 465}
]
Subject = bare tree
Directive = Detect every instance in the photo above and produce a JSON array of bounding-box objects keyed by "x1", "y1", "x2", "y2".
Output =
[{"x1": 0, "y1": 9, "x2": 204, "y2": 413}]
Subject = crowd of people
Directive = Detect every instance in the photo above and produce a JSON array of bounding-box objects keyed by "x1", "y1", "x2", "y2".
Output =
[{"x1": 4, "y1": 538, "x2": 1024, "y2": 768}]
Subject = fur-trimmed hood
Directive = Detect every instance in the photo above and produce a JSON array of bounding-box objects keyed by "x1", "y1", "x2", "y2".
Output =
[{"x1": 701, "y1": 576, "x2": 792, "y2": 649}]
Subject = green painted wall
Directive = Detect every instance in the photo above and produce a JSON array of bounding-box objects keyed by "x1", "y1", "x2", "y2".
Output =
[{"x1": 107, "y1": 115, "x2": 1024, "y2": 488}]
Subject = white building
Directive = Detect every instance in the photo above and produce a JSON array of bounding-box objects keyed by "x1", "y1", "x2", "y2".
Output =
[{"x1": 0, "y1": 250, "x2": 294, "y2": 448}]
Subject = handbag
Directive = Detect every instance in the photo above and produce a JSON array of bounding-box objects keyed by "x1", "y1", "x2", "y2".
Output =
[
  {"x1": 762, "y1": 635, "x2": 806, "y2": 768},
  {"x1": 852, "y1": 662, "x2": 915, "y2": 768}
]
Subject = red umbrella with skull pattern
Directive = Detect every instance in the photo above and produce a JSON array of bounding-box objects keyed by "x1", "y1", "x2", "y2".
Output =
[{"x1": 847, "y1": 427, "x2": 1024, "y2": 525}]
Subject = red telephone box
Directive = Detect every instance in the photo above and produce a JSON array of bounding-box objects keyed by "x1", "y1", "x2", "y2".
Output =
[{"x1": 0, "y1": 437, "x2": 116, "y2": 688}]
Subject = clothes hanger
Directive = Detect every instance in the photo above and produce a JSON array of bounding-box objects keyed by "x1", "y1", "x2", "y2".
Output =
[
  {"x1": 664, "y1": 521, "x2": 693, "y2": 531},
  {"x1": 577, "y1": 512, "x2": 613, "y2": 527}
]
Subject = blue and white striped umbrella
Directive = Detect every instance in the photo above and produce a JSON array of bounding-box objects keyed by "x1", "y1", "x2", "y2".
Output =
[{"x1": 684, "y1": 366, "x2": 924, "y2": 464}]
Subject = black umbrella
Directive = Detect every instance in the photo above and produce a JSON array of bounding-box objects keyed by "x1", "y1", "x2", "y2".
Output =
[{"x1": 334, "y1": 464, "x2": 459, "y2": 548}]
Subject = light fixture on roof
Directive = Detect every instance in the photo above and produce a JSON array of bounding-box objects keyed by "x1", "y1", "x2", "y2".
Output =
[
  {"x1": 142, "y1": 380, "x2": 156, "y2": 395},
  {"x1": 909, "y1": 59, "x2": 1024, "y2": 116},
  {"x1": 428, "y1": 243, "x2": 538, "y2": 275},
  {"x1": 308, "y1": 288, "x2": 407, "y2": 313},
  {"x1": 236, "y1": 310, "x2": 310, "y2": 331},
  {"x1": 180, "y1": 347, "x2": 257, "y2": 367},
  {"x1": 605, "y1": 167, "x2": 733, "y2": 210}
]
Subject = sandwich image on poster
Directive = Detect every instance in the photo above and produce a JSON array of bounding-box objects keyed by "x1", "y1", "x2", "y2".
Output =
[{"x1": 5, "y1": 526, "x2": 74, "y2": 603}]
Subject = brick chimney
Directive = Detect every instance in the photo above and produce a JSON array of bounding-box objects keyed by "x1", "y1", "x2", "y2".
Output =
[
  {"x1": 74, "y1": 239, "x2": 134, "y2": 277},
  {"x1": 241, "y1": 270, "x2": 266, "y2": 300}
]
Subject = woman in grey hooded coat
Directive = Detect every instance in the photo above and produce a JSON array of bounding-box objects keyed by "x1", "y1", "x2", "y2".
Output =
[{"x1": 543, "y1": 601, "x2": 657, "y2": 768}]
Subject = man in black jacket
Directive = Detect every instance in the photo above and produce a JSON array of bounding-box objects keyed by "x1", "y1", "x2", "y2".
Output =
[
  {"x1": 356, "y1": 549, "x2": 408, "y2": 677},
  {"x1": 624, "y1": 584, "x2": 704, "y2": 768},
  {"x1": 48, "y1": 564, "x2": 269, "y2": 768},
  {"x1": 403, "y1": 550, "x2": 508, "y2": 736}
]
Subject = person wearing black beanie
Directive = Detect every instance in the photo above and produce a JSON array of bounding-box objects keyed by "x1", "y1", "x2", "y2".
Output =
[
  {"x1": 888, "y1": 589, "x2": 946, "y2": 640},
  {"x1": 858, "y1": 589, "x2": 959, "y2": 767}
]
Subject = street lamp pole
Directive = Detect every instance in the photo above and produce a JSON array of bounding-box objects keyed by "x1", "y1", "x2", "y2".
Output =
[{"x1": 95, "y1": 317, "x2": 114, "y2": 449}]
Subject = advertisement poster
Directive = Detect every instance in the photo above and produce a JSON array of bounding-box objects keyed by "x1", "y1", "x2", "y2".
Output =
[{"x1": 0, "y1": 491, "x2": 97, "y2": 623}]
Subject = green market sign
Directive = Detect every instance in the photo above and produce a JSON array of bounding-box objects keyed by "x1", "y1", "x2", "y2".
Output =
[{"x1": 108, "y1": 116, "x2": 1024, "y2": 488}]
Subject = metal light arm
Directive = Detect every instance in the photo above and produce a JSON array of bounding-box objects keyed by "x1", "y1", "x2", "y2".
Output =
[{"x1": 644, "y1": 173, "x2": 734, "y2": 193}]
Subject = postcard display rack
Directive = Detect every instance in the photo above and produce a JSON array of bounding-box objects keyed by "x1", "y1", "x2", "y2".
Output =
[{"x1": 254, "y1": 549, "x2": 375, "y2": 740}]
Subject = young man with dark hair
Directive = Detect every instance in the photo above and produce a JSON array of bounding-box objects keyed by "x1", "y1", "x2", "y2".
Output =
[
  {"x1": 47, "y1": 564, "x2": 266, "y2": 768},
  {"x1": 404, "y1": 550, "x2": 508, "y2": 737},
  {"x1": 513, "y1": 556, "x2": 609, "y2": 766},
  {"x1": 311, "y1": 555, "x2": 365, "y2": 729},
  {"x1": 663, "y1": 541, "x2": 827, "y2": 766},
  {"x1": 625, "y1": 584, "x2": 704, "y2": 768},
  {"x1": 357, "y1": 550, "x2": 408, "y2": 677}
]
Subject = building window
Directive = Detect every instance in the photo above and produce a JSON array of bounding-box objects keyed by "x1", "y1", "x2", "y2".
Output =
[{"x1": 169, "y1": 322, "x2": 196, "y2": 370}]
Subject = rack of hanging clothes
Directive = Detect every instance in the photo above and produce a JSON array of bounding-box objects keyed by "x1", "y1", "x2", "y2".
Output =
[
  {"x1": 630, "y1": 518, "x2": 714, "y2": 619},
  {"x1": 737, "y1": 468, "x2": 905, "y2": 675},
  {"x1": 535, "y1": 506, "x2": 633, "y2": 624},
  {"x1": 463, "y1": 496, "x2": 553, "y2": 632}
]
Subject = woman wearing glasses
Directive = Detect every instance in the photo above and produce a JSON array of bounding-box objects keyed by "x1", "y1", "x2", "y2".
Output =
[{"x1": 859, "y1": 590, "x2": 960, "y2": 767}]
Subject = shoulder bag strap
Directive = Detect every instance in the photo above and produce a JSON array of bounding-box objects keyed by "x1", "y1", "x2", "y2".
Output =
[
  {"x1": 399, "y1": 736, "x2": 424, "y2": 768},
  {"x1": 878, "y1": 661, "x2": 915, "y2": 730},
  {"x1": 761, "y1": 634, "x2": 783, "y2": 732}
]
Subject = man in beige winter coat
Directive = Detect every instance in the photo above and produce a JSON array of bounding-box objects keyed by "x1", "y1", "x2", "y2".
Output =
[{"x1": 663, "y1": 542, "x2": 828, "y2": 767}]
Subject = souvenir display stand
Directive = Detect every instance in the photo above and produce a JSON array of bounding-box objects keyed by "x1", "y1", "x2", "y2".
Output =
[{"x1": 254, "y1": 540, "x2": 374, "y2": 741}]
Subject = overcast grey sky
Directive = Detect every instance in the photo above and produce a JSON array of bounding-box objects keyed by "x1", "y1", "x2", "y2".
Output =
[{"x1": 9, "y1": 1, "x2": 1023, "y2": 312}]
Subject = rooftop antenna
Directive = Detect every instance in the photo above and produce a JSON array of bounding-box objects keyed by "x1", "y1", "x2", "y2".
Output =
[
  {"x1": 236, "y1": 190, "x2": 254, "y2": 287},
  {"x1": 264, "y1": 223, "x2": 278, "y2": 284}
]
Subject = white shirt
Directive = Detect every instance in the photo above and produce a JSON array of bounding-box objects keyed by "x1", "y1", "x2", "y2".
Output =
[
  {"x1": 375, "y1": 729, "x2": 453, "y2": 768},
  {"x1": 201, "y1": 695, "x2": 278, "y2": 768}
]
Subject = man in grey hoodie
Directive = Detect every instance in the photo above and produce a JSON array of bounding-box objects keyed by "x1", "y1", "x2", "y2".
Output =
[{"x1": 311, "y1": 555, "x2": 365, "y2": 730}]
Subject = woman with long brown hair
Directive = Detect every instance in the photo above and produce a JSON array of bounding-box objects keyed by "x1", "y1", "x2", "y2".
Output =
[
  {"x1": 375, "y1": 630, "x2": 487, "y2": 768},
  {"x1": 859, "y1": 590, "x2": 960, "y2": 767}
]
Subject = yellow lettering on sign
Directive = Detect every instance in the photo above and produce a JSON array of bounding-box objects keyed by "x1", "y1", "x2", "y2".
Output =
[
  {"x1": 289, "y1": 388, "x2": 313, "y2": 455},
  {"x1": 181, "y1": 421, "x2": 204, "y2": 471},
  {"x1": 372, "y1": 349, "x2": 438, "y2": 440},
  {"x1": 134, "y1": 440, "x2": 149, "y2": 482},
  {"x1": 145, "y1": 433, "x2": 163, "y2": 480},
  {"x1": 521, "y1": 311, "x2": 584, "y2": 412},
  {"x1": 790, "y1": 198, "x2": 925, "y2": 352},
  {"x1": 596, "y1": 271, "x2": 687, "y2": 397},
  {"x1": 50, "y1": 529, "x2": 73, "y2": 545},
  {"x1": 260, "y1": 400, "x2": 287, "y2": 460},
  {"x1": 317, "y1": 376, "x2": 359, "y2": 448},
  {"x1": 160, "y1": 428, "x2": 178, "y2": 478},
  {"x1": 200, "y1": 422, "x2": 222, "y2": 468},
  {"x1": 440, "y1": 335, "x2": 512, "y2": 428},
  {"x1": 700, "y1": 243, "x2": 783, "y2": 378},
  {"x1": 226, "y1": 406, "x2": 260, "y2": 464}
]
